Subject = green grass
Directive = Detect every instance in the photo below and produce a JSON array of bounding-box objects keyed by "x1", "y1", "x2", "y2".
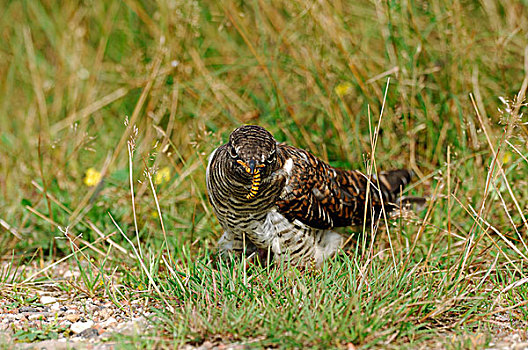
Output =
[{"x1": 1, "y1": 0, "x2": 528, "y2": 348}]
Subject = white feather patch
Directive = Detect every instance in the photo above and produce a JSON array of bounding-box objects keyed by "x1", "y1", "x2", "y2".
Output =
[
  {"x1": 283, "y1": 158, "x2": 294, "y2": 175},
  {"x1": 205, "y1": 147, "x2": 218, "y2": 180}
]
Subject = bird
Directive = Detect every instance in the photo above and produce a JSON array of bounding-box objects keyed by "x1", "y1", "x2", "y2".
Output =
[{"x1": 206, "y1": 125, "x2": 416, "y2": 268}]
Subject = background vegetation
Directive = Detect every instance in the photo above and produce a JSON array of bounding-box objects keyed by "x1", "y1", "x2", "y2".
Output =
[{"x1": 1, "y1": 0, "x2": 528, "y2": 348}]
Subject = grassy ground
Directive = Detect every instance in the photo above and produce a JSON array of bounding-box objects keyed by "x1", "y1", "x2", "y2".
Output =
[{"x1": 1, "y1": 0, "x2": 528, "y2": 348}]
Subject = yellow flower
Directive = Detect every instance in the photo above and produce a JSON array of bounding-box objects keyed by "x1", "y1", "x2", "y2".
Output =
[
  {"x1": 154, "y1": 166, "x2": 171, "y2": 185},
  {"x1": 502, "y1": 151, "x2": 512, "y2": 164},
  {"x1": 335, "y1": 82, "x2": 353, "y2": 97},
  {"x1": 84, "y1": 168, "x2": 102, "y2": 187}
]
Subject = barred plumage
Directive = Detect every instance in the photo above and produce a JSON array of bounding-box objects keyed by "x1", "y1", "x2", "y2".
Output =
[{"x1": 206, "y1": 125, "x2": 416, "y2": 267}]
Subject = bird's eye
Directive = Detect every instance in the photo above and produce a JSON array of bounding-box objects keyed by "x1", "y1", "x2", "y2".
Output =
[
  {"x1": 229, "y1": 147, "x2": 238, "y2": 159},
  {"x1": 266, "y1": 150, "x2": 276, "y2": 163}
]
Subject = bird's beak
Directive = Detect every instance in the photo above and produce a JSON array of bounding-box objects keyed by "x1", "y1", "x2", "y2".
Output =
[
  {"x1": 237, "y1": 159, "x2": 264, "y2": 175},
  {"x1": 248, "y1": 160, "x2": 256, "y2": 174}
]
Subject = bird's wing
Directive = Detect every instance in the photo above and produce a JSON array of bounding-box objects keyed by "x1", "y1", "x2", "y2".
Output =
[{"x1": 275, "y1": 145, "x2": 412, "y2": 230}]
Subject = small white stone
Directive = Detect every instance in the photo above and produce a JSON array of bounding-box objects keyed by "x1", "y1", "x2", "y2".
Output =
[
  {"x1": 60, "y1": 320, "x2": 72, "y2": 327},
  {"x1": 64, "y1": 270, "x2": 80, "y2": 278},
  {"x1": 49, "y1": 302, "x2": 61, "y2": 311},
  {"x1": 65, "y1": 314, "x2": 81, "y2": 322},
  {"x1": 100, "y1": 316, "x2": 118, "y2": 328},
  {"x1": 99, "y1": 308, "x2": 113, "y2": 320},
  {"x1": 28, "y1": 314, "x2": 45, "y2": 321},
  {"x1": 70, "y1": 320, "x2": 94, "y2": 334},
  {"x1": 40, "y1": 296, "x2": 57, "y2": 305}
]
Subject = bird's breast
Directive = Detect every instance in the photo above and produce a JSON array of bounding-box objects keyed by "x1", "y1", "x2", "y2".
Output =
[{"x1": 238, "y1": 208, "x2": 302, "y2": 251}]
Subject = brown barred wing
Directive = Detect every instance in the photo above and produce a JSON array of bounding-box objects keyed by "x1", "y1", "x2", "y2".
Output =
[{"x1": 275, "y1": 145, "x2": 413, "y2": 230}]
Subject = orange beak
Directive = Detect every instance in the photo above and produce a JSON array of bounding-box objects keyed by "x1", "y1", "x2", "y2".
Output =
[{"x1": 237, "y1": 160, "x2": 264, "y2": 175}]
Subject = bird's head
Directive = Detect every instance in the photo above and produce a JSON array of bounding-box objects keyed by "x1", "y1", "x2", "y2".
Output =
[{"x1": 227, "y1": 125, "x2": 278, "y2": 198}]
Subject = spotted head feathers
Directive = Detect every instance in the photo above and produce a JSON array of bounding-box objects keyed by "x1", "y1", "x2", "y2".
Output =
[{"x1": 227, "y1": 125, "x2": 279, "y2": 199}]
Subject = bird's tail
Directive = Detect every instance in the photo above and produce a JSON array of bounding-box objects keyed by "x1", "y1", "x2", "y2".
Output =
[
  {"x1": 397, "y1": 195, "x2": 427, "y2": 211},
  {"x1": 378, "y1": 169, "x2": 413, "y2": 197},
  {"x1": 376, "y1": 169, "x2": 427, "y2": 211}
]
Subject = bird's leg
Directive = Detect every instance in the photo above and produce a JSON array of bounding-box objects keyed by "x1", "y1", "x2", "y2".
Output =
[
  {"x1": 217, "y1": 230, "x2": 244, "y2": 259},
  {"x1": 217, "y1": 231, "x2": 273, "y2": 268},
  {"x1": 240, "y1": 233, "x2": 274, "y2": 268},
  {"x1": 245, "y1": 244, "x2": 273, "y2": 268}
]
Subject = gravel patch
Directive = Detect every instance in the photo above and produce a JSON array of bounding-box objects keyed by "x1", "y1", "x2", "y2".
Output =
[{"x1": 0, "y1": 260, "x2": 154, "y2": 349}]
